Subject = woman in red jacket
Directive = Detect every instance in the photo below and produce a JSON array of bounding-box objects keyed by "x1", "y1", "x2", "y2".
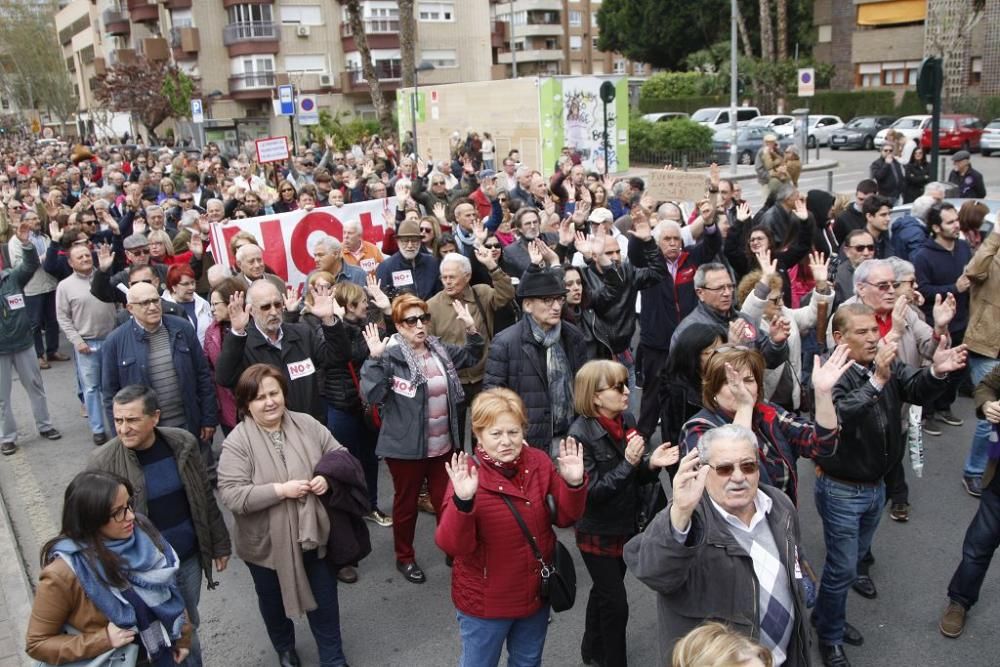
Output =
[{"x1": 436, "y1": 388, "x2": 587, "y2": 667}]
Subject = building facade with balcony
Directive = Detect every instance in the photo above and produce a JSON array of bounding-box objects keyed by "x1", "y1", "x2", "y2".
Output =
[
  {"x1": 489, "y1": 0, "x2": 651, "y2": 79},
  {"x1": 55, "y1": 0, "x2": 493, "y2": 150}
]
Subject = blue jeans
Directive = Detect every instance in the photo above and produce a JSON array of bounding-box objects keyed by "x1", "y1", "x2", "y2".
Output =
[
  {"x1": 74, "y1": 338, "x2": 105, "y2": 435},
  {"x1": 456, "y1": 605, "x2": 550, "y2": 667},
  {"x1": 813, "y1": 474, "x2": 885, "y2": 645},
  {"x1": 948, "y1": 475, "x2": 1000, "y2": 609},
  {"x1": 175, "y1": 555, "x2": 203, "y2": 667},
  {"x1": 245, "y1": 551, "x2": 347, "y2": 667},
  {"x1": 326, "y1": 406, "x2": 379, "y2": 509},
  {"x1": 965, "y1": 354, "x2": 1000, "y2": 477}
]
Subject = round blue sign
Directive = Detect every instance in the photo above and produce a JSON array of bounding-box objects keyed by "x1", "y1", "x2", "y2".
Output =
[
  {"x1": 801, "y1": 72, "x2": 812, "y2": 83},
  {"x1": 301, "y1": 98, "x2": 315, "y2": 111}
]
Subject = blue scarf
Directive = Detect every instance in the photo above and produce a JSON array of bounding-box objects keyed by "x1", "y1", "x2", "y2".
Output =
[{"x1": 50, "y1": 524, "x2": 186, "y2": 666}]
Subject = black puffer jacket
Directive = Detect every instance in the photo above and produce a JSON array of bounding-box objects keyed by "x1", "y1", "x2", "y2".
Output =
[
  {"x1": 570, "y1": 412, "x2": 658, "y2": 536},
  {"x1": 563, "y1": 305, "x2": 613, "y2": 360},
  {"x1": 320, "y1": 315, "x2": 375, "y2": 414},
  {"x1": 483, "y1": 317, "x2": 590, "y2": 446}
]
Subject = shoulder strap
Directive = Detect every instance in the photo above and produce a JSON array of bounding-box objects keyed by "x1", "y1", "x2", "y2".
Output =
[
  {"x1": 500, "y1": 494, "x2": 545, "y2": 563},
  {"x1": 347, "y1": 360, "x2": 361, "y2": 392},
  {"x1": 469, "y1": 286, "x2": 492, "y2": 339}
]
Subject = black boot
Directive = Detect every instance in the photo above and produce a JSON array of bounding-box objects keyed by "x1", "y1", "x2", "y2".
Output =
[
  {"x1": 818, "y1": 643, "x2": 851, "y2": 667},
  {"x1": 278, "y1": 649, "x2": 301, "y2": 667}
]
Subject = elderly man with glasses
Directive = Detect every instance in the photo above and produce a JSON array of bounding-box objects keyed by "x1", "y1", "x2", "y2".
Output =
[
  {"x1": 375, "y1": 220, "x2": 442, "y2": 301},
  {"x1": 625, "y1": 425, "x2": 812, "y2": 666}
]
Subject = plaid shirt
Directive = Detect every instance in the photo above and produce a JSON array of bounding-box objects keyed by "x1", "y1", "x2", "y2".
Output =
[
  {"x1": 575, "y1": 530, "x2": 628, "y2": 559},
  {"x1": 680, "y1": 402, "x2": 838, "y2": 505}
]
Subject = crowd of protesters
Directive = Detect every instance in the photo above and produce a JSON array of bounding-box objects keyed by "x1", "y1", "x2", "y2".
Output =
[{"x1": 0, "y1": 126, "x2": 994, "y2": 667}]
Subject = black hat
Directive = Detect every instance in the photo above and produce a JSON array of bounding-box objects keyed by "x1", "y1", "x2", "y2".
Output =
[{"x1": 516, "y1": 268, "x2": 567, "y2": 299}]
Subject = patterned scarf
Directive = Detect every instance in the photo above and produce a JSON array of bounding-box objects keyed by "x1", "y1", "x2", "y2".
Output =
[
  {"x1": 476, "y1": 444, "x2": 522, "y2": 479},
  {"x1": 392, "y1": 333, "x2": 466, "y2": 404},
  {"x1": 527, "y1": 317, "x2": 572, "y2": 434},
  {"x1": 50, "y1": 525, "x2": 186, "y2": 665}
]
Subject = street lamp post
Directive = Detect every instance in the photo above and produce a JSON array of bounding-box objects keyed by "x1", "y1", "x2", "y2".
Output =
[{"x1": 411, "y1": 60, "x2": 435, "y2": 159}]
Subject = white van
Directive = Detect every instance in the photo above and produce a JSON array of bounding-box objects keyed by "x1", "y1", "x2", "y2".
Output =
[{"x1": 691, "y1": 106, "x2": 761, "y2": 131}]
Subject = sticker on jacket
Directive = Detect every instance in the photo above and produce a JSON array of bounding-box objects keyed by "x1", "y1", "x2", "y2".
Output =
[
  {"x1": 287, "y1": 358, "x2": 315, "y2": 380},
  {"x1": 5, "y1": 293, "x2": 25, "y2": 310},
  {"x1": 361, "y1": 258, "x2": 378, "y2": 273},
  {"x1": 392, "y1": 270, "x2": 414, "y2": 287},
  {"x1": 391, "y1": 375, "x2": 417, "y2": 398}
]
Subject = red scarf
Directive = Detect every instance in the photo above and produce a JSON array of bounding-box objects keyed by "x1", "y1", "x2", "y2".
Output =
[
  {"x1": 476, "y1": 444, "x2": 522, "y2": 479},
  {"x1": 597, "y1": 414, "x2": 626, "y2": 445}
]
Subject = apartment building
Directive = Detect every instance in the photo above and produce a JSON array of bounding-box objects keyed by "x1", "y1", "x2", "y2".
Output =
[
  {"x1": 55, "y1": 0, "x2": 492, "y2": 150},
  {"x1": 489, "y1": 0, "x2": 650, "y2": 79},
  {"x1": 813, "y1": 0, "x2": 1000, "y2": 97}
]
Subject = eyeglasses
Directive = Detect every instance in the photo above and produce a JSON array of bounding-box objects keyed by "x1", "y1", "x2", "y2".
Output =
[
  {"x1": 210, "y1": 300, "x2": 226, "y2": 308},
  {"x1": 398, "y1": 238, "x2": 421, "y2": 246},
  {"x1": 256, "y1": 300, "x2": 285, "y2": 312},
  {"x1": 597, "y1": 381, "x2": 627, "y2": 394},
  {"x1": 129, "y1": 298, "x2": 160, "y2": 309},
  {"x1": 178, "y1": 197, "x2": 193, "y2": 203},
  {"x1": 109, "y1": 497, "x2": 136, "y2": 523},
  {"x1": 400, "y1": 313, "x2": 432, "y2": 327},
  {"x1": 862, "y1": 280, "x2": 900, "y2": 293},
  {"x1": 849, "y1": 244, "x2": 876, "y2": 252},
  {"x1": 176, "y1": 280, "x2": 197, "y2": 288},
  {"x1": 539, "y1": 295, "x2": 566, "y2": 307},
  {"x1": 706, "y1": 460, "x2": 759, "y2": 477},
  {"x1": 129, "y1": 247, "x2": 151, "y2": 255},
  {"x1": 766, "y1": 296, "x2": 783, "y2": 306},
  {"x1": 128, "y1": 279, "x2": 154, "y2": 287},
  {"x1": 700, "y1": 283, "x2": 735, "y2": 293}
]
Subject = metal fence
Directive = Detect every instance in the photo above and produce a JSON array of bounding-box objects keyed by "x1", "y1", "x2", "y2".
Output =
[{"x1": 630, "y1": 148, "x2": 716, "y2": 170}]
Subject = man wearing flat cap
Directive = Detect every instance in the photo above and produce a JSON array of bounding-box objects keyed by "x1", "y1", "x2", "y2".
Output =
[
  {"x1": 948, "y1": 151, "x2": 986, "y2": 199},
  {"x1": 375, "y1": 219, "x2": 442, "y2": 300},
  {"x1": 484, "y1": 268, "x2": 590, "y2": 453}
]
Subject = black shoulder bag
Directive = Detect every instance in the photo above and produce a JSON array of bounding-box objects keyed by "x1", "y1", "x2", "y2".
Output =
[{"x1": 500, "y1": 494, "x2": 577, "y2": 612}]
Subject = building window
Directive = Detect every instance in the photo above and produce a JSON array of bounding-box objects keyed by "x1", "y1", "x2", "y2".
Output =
[
  {"x1": 284, "y1": 54, "x2": 326, "y2": 73},
  {"x1": 570, "y1": 35, "x2": 582, "y2": 51},
  {"x1": 544, "y1": 38, "x2": 558, "y2": 50},
  {"x1": 592, "y1": 36, "x2": 600, "y2": 49},
  {"x1": 613, "y1": 59, "x2": 626, "y2": 74},
  {"x1": 633, "y1": 63, "x2": 646, "y2": 75},
  {"x1": 591, "y1": 12, "x2": 599, "y2": 27},
  {"x1": 568, "y1": 10, "x2": 581, "y2": 27},
  {"x1": 227, "y1": 4, "x2": 273, "y2": 25},
  {"x1": 817, "y1": 25, "x2": 832, "y2": 42},
  {"x1": 858, "y1": 63, "x2": 881, "y2": 88},
  {"x1": 418, "y1": 2, "x2": 454, "y2": 22},
  {"x1": 882, "y1": 62, "x2": 906, "y2": 85},
  {"x1": 971, "y1": 56, "x2": 983, "y2": 85},
  {"x1": 280, "y1": 5, "x2": 323, "y2": 25},
  {"x1": 421, "y1": 49, "x2": 458, "y2": 68}
]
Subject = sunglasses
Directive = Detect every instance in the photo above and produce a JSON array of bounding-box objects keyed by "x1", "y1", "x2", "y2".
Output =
[
  {"x1": 483, "y1": 242, "x2": 501, "y2": 249},
  {"x1": 598, "y1": 381, "x2": 627, "y2": 394},
  {"x1": 862, "y1": 280, "x2": 900, "y2": 293},
  {"x1": 256, "y1": 300, "x2": 285, "y2": 312},
  {"x1": 400, "y1": 313, "x2": 432, "y2": 327},
  {"x1": 419, "y1": 226, "x2": 434, "y2": 233},
  {"x1": 706, "y1": 460, "x2": 759, "y2": 477},
  {"x1": 179, "y1": 197, "x2": 193, "y2": 203},
  {"x1": 849, "y1": 244, "x2": 875, "y2": 252}
]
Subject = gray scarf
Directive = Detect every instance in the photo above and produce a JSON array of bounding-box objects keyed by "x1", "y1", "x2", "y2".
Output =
[
  {"x1": 392, "y1": 333, "x2": 466, "y2": 404},
  {"x1": 527, "y1": 317, "x2": 572, "y2": 434}
]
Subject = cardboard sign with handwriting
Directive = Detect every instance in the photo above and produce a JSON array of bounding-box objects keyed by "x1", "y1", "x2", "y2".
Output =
[{"x1": 646, "y1": 171, "x2": 708, "y2": 203}]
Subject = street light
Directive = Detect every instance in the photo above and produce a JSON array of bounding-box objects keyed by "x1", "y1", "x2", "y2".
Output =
[{"x1": 411, "y1": 60, "x2": 435, "y2": 159}]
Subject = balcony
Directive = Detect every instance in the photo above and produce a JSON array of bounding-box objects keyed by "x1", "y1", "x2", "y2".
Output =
[
  {"x1": 108, "y1": 48, "x2": 137, "y2": 67},
  {"x1": 223, "y1": 21, "x2": 280, "y2": 57},
  {"x1": 228, "y1": 72, "x2": 276, "y2": 100},
  {"x1": 222, "y1": 0, "x2": 272, "y2": 6},
  {"x1": 497, "y1": 48, "x2": 563, "y2": 64},
  {"x1": 341, "y1": 64, "x2": 402, "y2": 94},
  {"x1": 140, "y1": 36, "x2": 170, "y2": 62},
  {"x1": 491, "y1": 20, "x2": 506, "y2": 49},
  {"x1": 340, "y1": 18, "x2": 400, "y2": 51},
  {"x1": 94, "y1": 57, "x2": 107, "y2": 76},
  {"x1": 169, "y1": 26, "x2": 200, "y2": 59},
  {"x1": 102, "y1": 8, "x2": 130, "y2": 36},
  {"x1": 164, "y1": 0, "x2": 192, "y2": 9},
  {"x1": 126, "y1": 0, "x2": 159, "y2": 23}
]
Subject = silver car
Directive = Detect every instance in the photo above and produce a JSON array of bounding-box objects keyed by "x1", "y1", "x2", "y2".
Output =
[{"x1": 981, "y1": 119, "x2": 1000, "y2": 157}]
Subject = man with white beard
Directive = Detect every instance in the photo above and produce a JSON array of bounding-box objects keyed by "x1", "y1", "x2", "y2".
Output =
[{"x1": 375, "y1": 220, "x2": 442, "y2": 300}]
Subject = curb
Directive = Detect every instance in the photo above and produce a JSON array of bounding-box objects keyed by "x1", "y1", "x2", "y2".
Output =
[{"x1": 0, "y1": 482, "x2": 33, "y2": 667}]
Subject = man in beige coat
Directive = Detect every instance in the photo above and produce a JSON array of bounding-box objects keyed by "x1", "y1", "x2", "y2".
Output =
[{"x1": 426, "y1": 247, "x2": 514, "y2": 449}]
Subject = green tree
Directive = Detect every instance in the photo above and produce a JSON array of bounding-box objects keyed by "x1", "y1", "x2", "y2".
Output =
[{"x1": 597, "y1": 0, "x2": 728, "y2": 70}]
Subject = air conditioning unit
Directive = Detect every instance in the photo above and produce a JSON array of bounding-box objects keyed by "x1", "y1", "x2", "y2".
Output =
[
  {"x1": 319, "y1": 73, "x2": 333, "y2": 87},
  {"x1": 296, "y1": 25, "x2": 311, "y2": 37}
]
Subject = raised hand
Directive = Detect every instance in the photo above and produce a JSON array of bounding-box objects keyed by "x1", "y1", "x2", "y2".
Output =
[
  {"x1": 558, "y1": 216, "x2": 576, "y2": 247},
  {"x1": 188, "y1": 233, "x2": 204, "y2": 258},
  {"x1": 543, "y1": 197, "x2": 556, "y2": 219},
  {"x1": 445, "y1": 451, "x2": 479, "y2": 501},
  {"x1": 624, "y1": 431, "x2": 646, "y2": 466},
  {"x1": 728, "y1": 318, "x2": 750, "y2": 344},
  {"x1": 736, "y1": 201, "x2": 752, "y2": 222},
  {"x1": 563, "y1": 181, "x2": 576, "y2": 202},
  {"x1": 629, "y1": 206, "x2": 652, "y2": 241},
  {"x1": 811, "y1": 344, "x2": 853, "y2": 395},
  {"x1": 284, "y1": 285, "x2": 302, "y2": 313},
  {"x1": 768, "y1": 314, "x2": 791, "y2": 344},
  {"x1": 669, "y1": 449, "x2": 710, "y2": 532},
  {"x1": 14, "y1": 220, "x2": 30, "y2": 244},
  {"x1": 49, "y1": 221, "x2": 63, "y2": 243},
  {"x1": 452, "y1": 300, "x2": 477, "y2": 331},
  {"x1": 132, "y1": 218, "x2": 147, "y2": 235},
  {"x1": 808, "y1": 251, "x2": 829, "y2": 285},
  {"x1": 724, "y1": 361, "x2": 755, "y2": 410},
  {"x1": 709, "y1": 162, "x2": 720, "y2": 187},
  {"x1": 649, "y1": 442, "x2": 681, "y2": 469},
  {"x1": 228, "y1": 291, "x2": 251, "y2": 333},
  {"x1": 365, "y1": 274, "x2": 391, "y2": 311},
  {"x1": 393, "y1": 178, "x2": 410, "y2": 200},
  {"x1": 432, "y1": 201, "x2": 447, "y2": 223},
  {"x1": 557, "y1": 436, "x2": 584, "y2": 487},
  {"x1": 579, "y1": 185, "x2": 592, "y2": 205},
  {"x1": 363, "y1": 321, "x2": 389, "y2": 358},
  {"x1": 932, "y1": 292, "x2": 957, "y2": 331},
  {"x1": 931, "y1": 338, "x2": 968, "y2": 376},
  {"x1": 472, "y1": 218, "x2": 488, "y2": 245},
  {"x1": 311, "y1": 292, "x2": 344, "y2": 322},
  {"x1": 474, "y1": 244, "x2": 498, "y2": 271},
  {"x1": 874, "y1": 340, "x2": 898, "y2": 384},
  {"x1": 793, "y1": 199, "x2": 809, "y2": 221},
  {"x1": 756, "y1": 248, "x2": 777, "y2": 282},
  {"x1": 574, "y1": 231, "x2": 592, "y2": 261},
  {"x1": 528, "y1": 238, "x2": 544, "y2": 266},
  {"x1": 96, "y1": 243, "x2": 115, "y2": 272}
]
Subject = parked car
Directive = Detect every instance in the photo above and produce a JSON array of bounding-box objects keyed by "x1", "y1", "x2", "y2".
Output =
[
  {"x1": 712, "y1": 126, "x2": 794, "y2": 166},
  {"x1": 829, "y1": 116, "x2": 896, "y2": 150},
  {"x1": 982, "y1": 118, "x2": 1000, "y2": 157},
  {"x1": 691, "y1": 106, "x2": 761, "y2": 132},
  {"x1": 874, "y1": 115, "x2": 932, "y2": 149},
  {"x1": 920, "y1": 114, "x2": 984, "y2": 153},
  {"x1": 746, "y1": 114, "x2": 796, "y2": 137},
  {"x1": 799, "y1": 115, "x2": 844, "y2": 147},
  {"x1": 640, "y1": 112, "x2": 691, "y2": 123}
]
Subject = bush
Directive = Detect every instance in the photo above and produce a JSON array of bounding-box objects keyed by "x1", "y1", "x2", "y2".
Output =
[
  {"x1": 897, "y1": 90, "x2": 926, "y2": 116},
  {"x1": 949, "y1": 96, "x2": 1000, "y2": 121},
  {"x1": 629, "y1": 116, "x2": 714, "y2": 153},
  {"x1": 641, "y1": 71, "x2": 719, "y2": 99}
]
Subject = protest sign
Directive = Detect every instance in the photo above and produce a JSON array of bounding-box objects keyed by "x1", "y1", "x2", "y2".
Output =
[{"x1": 645, "y1": 170, "x2": 709, "y2": 202}]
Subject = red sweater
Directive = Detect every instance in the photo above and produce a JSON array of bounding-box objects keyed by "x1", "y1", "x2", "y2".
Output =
[{"x1": 435, "y1": 446, "x2": 587, "y2": 619}]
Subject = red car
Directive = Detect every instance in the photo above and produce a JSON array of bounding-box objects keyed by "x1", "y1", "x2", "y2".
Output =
[{"x1": 920, "y1": 115, "x2": 984, "y2": 153}]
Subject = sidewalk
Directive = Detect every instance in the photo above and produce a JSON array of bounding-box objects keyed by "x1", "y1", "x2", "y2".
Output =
[
  {"x1": 626, "y1": 158, "x2": 840, "y2": 182},
  {"x1": 0, "y1": 485, "x2": 33, "y2": 667}
]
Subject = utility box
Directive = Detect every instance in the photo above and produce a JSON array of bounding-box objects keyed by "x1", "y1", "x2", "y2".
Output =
[{"x1": 398, "y1": 76, "x2": 630, "y2": 174}]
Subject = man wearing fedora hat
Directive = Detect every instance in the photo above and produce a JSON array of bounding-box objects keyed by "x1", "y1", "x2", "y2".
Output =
[
  {"x1": 484, "y1": 268, "x2": 589, "y2": 454},
  {"x1": 375, "y1": 219, "x2": 442, "y2": 301}
]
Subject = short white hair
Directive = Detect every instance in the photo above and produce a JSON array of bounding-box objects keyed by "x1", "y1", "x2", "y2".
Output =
[
  {"x1": 440, "y1": 252, "x2": 471, "y2": 276},
  {"x1": 205, "y1": 198, "x2": 224, "y2": 209},
  {"x1": 911, "y1": 195, "x2": 936, "y2": 221},
  {"x1": 235, "y1": 243, "x2": 262, "y2": 264},
  {"x1": 697, "y1": 424, "x2": 758, "y2": 465},
  {"x1": 179, "y1": 210, "x2": 200, "y2": 228},
  {"x1": 206, "y1": 264, "x2": 231, "y2": 287},
  {"x1": 310, "y1": 233, "x2": 341, "y2": 254},
  {"x1": 653, "y1": 220, "x2": 682, "y2": 243},
  {"x1": 342, "y1": 219, "x2": 362, "y2": 234},
  {"x1": 144, "y1": 205, "x2": 163, "y2": 217},
  {"x1": 886, "y1": 256, "x2": 915, "y2": 280},
  {"x1": 853, "y1": 258, "x2": 892, "y2": 293}
]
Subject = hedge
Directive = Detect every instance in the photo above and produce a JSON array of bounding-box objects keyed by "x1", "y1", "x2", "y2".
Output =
[
  {"x1": 950, "y1": 96, "x2": 1000, "y2": 121},
  {"x1": 629, "y1": 116, "x2": 714, "y2": 154},
  {"x1": 639, "y1": 95, "x2": 729, "y2": 115},
  {"x1": 784, "y1": 91, "x2": 897, "y2": 118}
]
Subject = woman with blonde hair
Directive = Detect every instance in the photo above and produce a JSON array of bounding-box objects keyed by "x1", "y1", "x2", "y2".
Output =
[
  {"x1": 570, "y1": 359, "x2": 678, "y2": 667},
  {"x1": 672, "y1": 622, "x2": 772, "y2": 667}
]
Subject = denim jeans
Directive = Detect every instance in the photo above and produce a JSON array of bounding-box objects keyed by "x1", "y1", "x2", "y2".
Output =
[
  {"x1": 965, "y1": 354, "x2": 1000, "y2": 477},
  {"x1": 326, "y1": 406, "x2": 379, "y2": 509},
  {"x1": 947, "y1": 475, "x2": 1000, "y2": 610},
  {"x1": 175, "y1": 555, "x2": 203, "y2": 667},
  {"x1": 456, "y1": 605, "x2": 550, "y2": 667},
  {"x1": 813, "y1": 474, "x2": 885, "y2": 645},
  {"x1": 245, "y1": 551, "x2": 347, "y2": 666},
  {"x1": 74, "y1": 338, "x2": 105, "y2": 435}
]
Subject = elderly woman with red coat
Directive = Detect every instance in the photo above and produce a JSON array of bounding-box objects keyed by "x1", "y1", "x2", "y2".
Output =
[{"x1": 435, "y1": 388, "x2": 587, "y2": 667}]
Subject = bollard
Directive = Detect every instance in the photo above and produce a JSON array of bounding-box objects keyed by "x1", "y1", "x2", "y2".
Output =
[
  {"x1": 682, "y1": 154, "x2": 689, "y2": 171},
  {"x1": 827, "y1": 169, "x2": 834, "y2": 193}
]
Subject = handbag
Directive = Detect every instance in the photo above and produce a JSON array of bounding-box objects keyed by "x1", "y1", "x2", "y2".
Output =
[
  {"x1": 34, "y1": 626, "x2": 139, "y2": 667},
  {"x1": 347, "y1": 361, "x2": 381, "y2": 430},
  {"x1": 500, "y1": 495, "x2": 577, "y2": 612}
]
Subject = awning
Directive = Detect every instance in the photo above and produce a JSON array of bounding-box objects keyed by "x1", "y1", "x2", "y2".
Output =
[{"x1": 857, "y1": 0, "x2": 926, "y2": 26}]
